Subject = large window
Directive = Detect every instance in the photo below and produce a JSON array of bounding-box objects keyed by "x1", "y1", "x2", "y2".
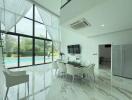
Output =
[{"x1": 0, "y1": 5, "x2": 54, "y2": 68}]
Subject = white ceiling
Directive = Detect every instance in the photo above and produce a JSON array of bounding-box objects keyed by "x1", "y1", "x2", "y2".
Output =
[
  {"x1": 28, "y1": 0, "x2": 61, "y2": 16},
  {"x1": 61, "y1": 0, "x2": 132, "y2": 37}
]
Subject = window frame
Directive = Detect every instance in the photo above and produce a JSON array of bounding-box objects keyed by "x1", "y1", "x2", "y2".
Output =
[{"x1": 0, "y1": 4, "x2": 54, "y2": 69}]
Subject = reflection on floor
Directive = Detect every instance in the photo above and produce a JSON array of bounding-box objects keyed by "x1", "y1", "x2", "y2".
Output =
[{"x1": 1, "y1": 64, "x2": 132, "y2": 100}]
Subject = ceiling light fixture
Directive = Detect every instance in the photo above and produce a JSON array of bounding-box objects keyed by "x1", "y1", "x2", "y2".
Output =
[{"x1": 101, "y1": 24, "x2": 105, "y2": 27}]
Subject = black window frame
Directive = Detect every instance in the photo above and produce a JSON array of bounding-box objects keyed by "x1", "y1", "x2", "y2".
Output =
[{"x1": 0, "y1": 4, "x2": 54, "y2": 69}]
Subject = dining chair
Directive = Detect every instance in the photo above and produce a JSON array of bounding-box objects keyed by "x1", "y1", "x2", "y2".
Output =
[
  {"x1": 83, "y1": 64, "x2": 95, "y2": 82},
  {"x1": 52, "y1": 61, "x2": 59, "y2": 76},
  {"x1": 57, "y1": 62, "x2": 67, "y2": 77},
  {"x1": 3, "y1": 69, "x2": 29, "y2": 100},
  {"x1": 66, "y1": 64, "x2": 83, "y2": 82}
]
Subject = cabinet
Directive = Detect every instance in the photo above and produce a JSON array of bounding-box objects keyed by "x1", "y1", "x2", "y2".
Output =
[{"x1": 112, "y1": 44, "x2": 132, "y2": 78}]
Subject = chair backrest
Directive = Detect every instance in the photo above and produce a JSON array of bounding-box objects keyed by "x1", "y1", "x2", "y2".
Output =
[
  {"x1": 89, "y1": 64, "x2": 95, "y2": 71},
  {"x1": 57, "y1": 62, "x2": 67, "y2": 73},
  {"x1": 3, "y1": 70, "x2": 29, "y2": 87},
  {"x1": 83, "y1": 64, "x2": 95, "y2": 74},
  {"x1": 66, "y1": 64, "x2": 82, "y2": 76},
  {"x1": 52, "y1": 61, "x2": 58, "y2": 69},
  {"x1": 3, "y1": 70, "x2": 10, "y2": 87}
]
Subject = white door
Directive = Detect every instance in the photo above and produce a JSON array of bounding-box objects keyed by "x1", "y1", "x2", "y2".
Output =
[
  {"x1": 112, "y1": 45, "x2": 123, "y2": 76},
  {"x1": 122, "y1": 45, "x2": 132, "y2": 78}
]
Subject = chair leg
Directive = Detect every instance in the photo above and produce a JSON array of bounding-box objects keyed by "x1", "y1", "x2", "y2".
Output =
[
  {"x1": 51, "y1": 70, "x2": 53, "y2": 78},
  {"x1": 55, "y1": 69, "x2": 57, "y2": 76},
  {"x1": 17, "y1": 85, "x2": 19, "y2": 100},
  {"x1": 25, "y1": 83, "x2": 26, "y2": 97},
  {"x1": 27, "y1": 82, "x2": 29, "y2": 99},
  {"x1": 93, "y1": 72, "x2": 95, "y2": 83},
  {"x1": 72, "y1": 75, "x2": 74, "y2": 83},
  {"x1": 5, "y1": 87, "x2": 9, "y2": 100},
  {"x1": 43, "y1": 72, "x2": 45, "y2": 88}
]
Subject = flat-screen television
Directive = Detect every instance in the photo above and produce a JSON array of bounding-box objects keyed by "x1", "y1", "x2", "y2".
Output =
[{"x1": 67, "y1": 44, "x2": 81, "y2": 54}]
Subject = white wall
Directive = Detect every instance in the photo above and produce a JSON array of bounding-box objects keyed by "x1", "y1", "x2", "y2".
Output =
[
  {"x1": 61, "y1": 28, "x2": 89, "y2": 64},
  {"x1": 61, "y1": 28, "x2": 132, "y2": 73},
  {"x1": 61, "y1": 28, "x2": 99, "y2": 72}
]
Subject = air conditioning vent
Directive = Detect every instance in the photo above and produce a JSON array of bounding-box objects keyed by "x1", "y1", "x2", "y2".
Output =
[{"x1": 70, "y1": 18, "x2": 90, "y2": 30}]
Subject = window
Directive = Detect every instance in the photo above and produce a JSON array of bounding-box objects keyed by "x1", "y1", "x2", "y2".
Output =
[
  {"x1": 16, "y1": 18, "x2": 32, "y2": 35},
  {"x1": 47, "y1": 32, "x2": 51, "y2": 39},
  {"x1": 3, "y1": 35, "x2": 18, "y2": 68},
  {"x1": 35, "y1": 39, "x2": 44, "y2": 64},
  {"x1": 20, "y1": 37, "x2": 32, "y2": 66},
  {"x1": 1, "y1": 23, "x2": 5, "y2": 31},
  {"x1": 35, "y1": 22, "x2": 46, "y2": 38},
  {"x1": 53, "y1": 46, "x2": 59, "y2": 61},
  {"x1": 45, "y1": 41, "x2": 52, "y2": 63},
  {"x1": 9, "y1": 27, "x2": 15, "y2": 32},
  {"x1": 35, "y1": 7, "x2": 43, "y2": 23},
  {"x1": 0, "y1": 4, "x2": 54, "y2": 68},
  {"x1": 25, "y1": 6, "x2": 33, "y2": 19}
]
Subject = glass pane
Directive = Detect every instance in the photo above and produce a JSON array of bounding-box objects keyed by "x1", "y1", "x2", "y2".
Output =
[
  {"x1": 47, "y1": 32, "x2": 51, "y2": 39},
  {"x1": 16, "y1": 18, "x2": 32, "y2": 36},
  {"x1": 35, "y1": 39, "x2": 44, "y2": 64},
  {"x1": 3, "y1": 34, "x2": 18, "y2": 68},
  {"x1": 9, "y1": 27, "x2": 15, "y2": 32},
  {"x1": 25, "y1": 6, "x2": 33, "y2": 19},
  {"x1": 20, "y1": 37, "x2": 32, "y2": 66},
  {"x1": 45, "y1": 41, "x2": 52, "y2": 63},
  {"x1": 53, "y1": 46, "x2": 60, "y2": 61},
  {"x1": 35, "y1": 7, "x2": 43, "y2": 23},
  {"x1": 35, "y1": 22, "x2": 46, "y2": 37},
  {"x1": 1, "y1": 23, "x2": 5, "y2": 31}
]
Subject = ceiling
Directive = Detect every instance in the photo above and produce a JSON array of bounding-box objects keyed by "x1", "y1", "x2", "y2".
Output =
[
  {"x1": 28, "y1": 0, "x2": 61, "y2": 16},
  {"x1": 60, "y1": 0, "x2": 132, "y2": 37}
]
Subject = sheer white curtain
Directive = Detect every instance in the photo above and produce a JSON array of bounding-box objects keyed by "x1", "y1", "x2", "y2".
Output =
[
  {"x1": 0, "y1": 0, "x2": 32, "y2": 32},
  {"x1": 37, "y1": 6, "x2": 61, "y2": 52}
]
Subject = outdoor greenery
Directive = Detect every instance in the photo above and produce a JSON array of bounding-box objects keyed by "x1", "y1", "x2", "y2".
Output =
[
  {"x1": 5, "y1": 35, "x2": 17, "y2": 57},
  {"x1": 4, "y1": 35, "x2": 53, "y2": 57}
]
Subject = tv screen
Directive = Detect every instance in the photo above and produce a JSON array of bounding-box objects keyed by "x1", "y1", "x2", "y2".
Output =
[{"x1": 67, "y1": 44, "x2": 80, "y2": 54}]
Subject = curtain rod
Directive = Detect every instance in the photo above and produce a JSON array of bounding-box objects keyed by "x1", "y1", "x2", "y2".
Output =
[{"x1": 27, "y1": 0, "x2": 60, "y2": 18}]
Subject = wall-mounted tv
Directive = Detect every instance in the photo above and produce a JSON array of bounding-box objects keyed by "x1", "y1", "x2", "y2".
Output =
[{"x1": 67, "y1": 44, "x2": 81, "y2": 54}]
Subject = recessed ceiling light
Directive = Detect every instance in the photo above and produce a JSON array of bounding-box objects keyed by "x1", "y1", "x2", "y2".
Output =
[{"x1": 101, "y1": 24, "x2": 105, "y2": 27}]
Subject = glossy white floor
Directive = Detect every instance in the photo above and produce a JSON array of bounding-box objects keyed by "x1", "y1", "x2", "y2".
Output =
[{"x1": 1, "y1": 64, "x2": 132, "y2": 100}]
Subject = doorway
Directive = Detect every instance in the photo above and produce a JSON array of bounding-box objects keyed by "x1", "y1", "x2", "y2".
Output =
[{"x1": 99, "y1": 44, "x2": 111, "y2": 69}]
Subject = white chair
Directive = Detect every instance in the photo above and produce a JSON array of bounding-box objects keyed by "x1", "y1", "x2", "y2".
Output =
[
  {"x1": 66, "y1": 64, "x2": 83, "y2": 82},
  {"x1": 57, "y1": 62, "x2": 67, "y2": 77},
  {"x1": 83, "y1": 64, "x2": 95, "y2": 82},
  {"x1": 52, "y1": 61, "x2": 59, "y2": 76},
  {"x1": 3, "y1": 69, "x2": 29, "y2": 100}
]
